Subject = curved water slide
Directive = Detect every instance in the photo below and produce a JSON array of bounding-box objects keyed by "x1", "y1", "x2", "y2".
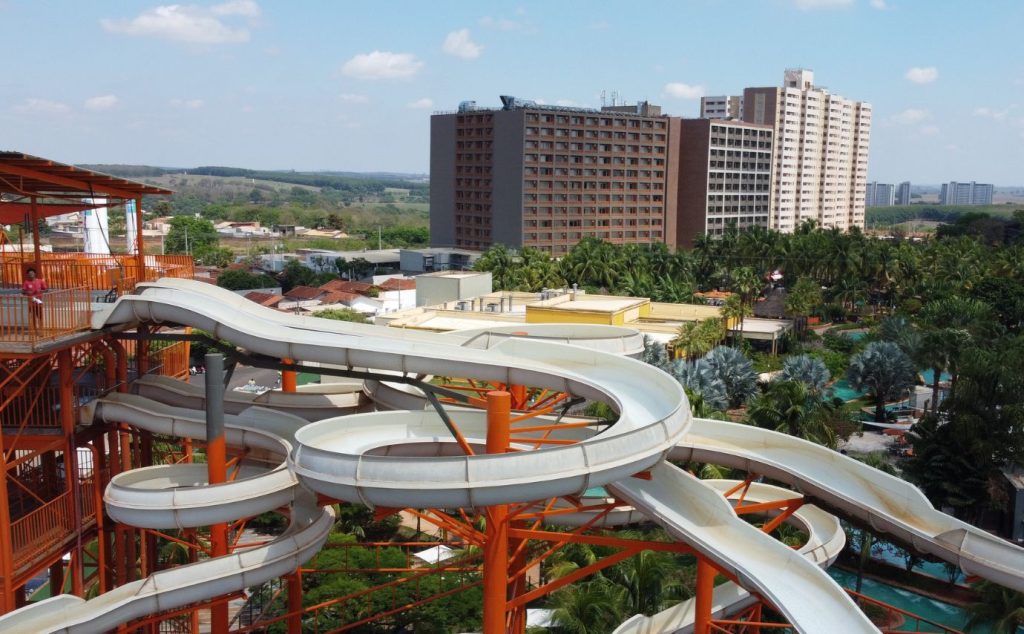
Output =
[
  {"x1": 673, "y1": 418, "x2": 1024, "y2": 593},
  {"x1": 0, "y1": 392, "x2": 334, "y2": 634},
  {"x1": 77, "y1": 279, "x2": 868, "y2": 633},
  {"x1": 612, "y1": 479, "x2": 845, "y2": 634}
]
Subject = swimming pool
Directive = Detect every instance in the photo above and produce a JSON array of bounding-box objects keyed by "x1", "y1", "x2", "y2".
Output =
[
  {"x1": 920, "y1": 369, "x2": 953, "y2": 385},
  {"x1": 829, "y1": 568, "x2": 987, "y2": 632},
  {"x1": 831, "y1": 378, "x2": 867, "y2": 401}
]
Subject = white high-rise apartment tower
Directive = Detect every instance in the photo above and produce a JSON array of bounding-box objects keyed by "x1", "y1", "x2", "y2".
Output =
[{"x1": 733, "y1": 69, "x2": 871, "y2": 232}]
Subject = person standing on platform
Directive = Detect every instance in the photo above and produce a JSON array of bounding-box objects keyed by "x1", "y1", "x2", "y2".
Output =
[{"x1": 21, "y1": 267, "x2": 47, "y2": 331}]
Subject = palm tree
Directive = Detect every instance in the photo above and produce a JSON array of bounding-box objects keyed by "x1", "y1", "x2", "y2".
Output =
[
  {"x1": 606, "y1": 550, "x2": 688, "y2": 616},
  {"x1": 704, "y1": 346, "x2": 759, "y2": 408},
  {"x1": 746, "y1": 380, "x2": 837, "y2": 447},
  {"x1": 473, "y1": 244, "x2": 523, "y2": 290},
  {"x1": 966, "y1": 581, "x2": 1024, "y2": 634},
  {"x1": 779, "y1": 354, "x2": 830, "y2": 394},
  {"x1": 721, "y1": 294, "x2": 751, "y2": 347},
  {"x1": 549, "y1": 580, "x2": 626, "y2": 634},
  {"x1": 846, "y1": 341, "x2": 917, "y2": 423},
  {"x1": 672, "y1": 359, "x2": 729, "y2": 411}
]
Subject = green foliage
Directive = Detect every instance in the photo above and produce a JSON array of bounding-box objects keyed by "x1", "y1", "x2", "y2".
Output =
[
  {"x1": 216, "y1": 269, "x2": 278, "y2": 291},
  {"x1": 314, "y1": 308, "x2": 369, "y2": 324},
  {"x1": 966, "y1": 581, "x2": 1024, "y2": 634},
  {"x1": 280, "y1": 259, "x2": 315, "y2": 291},
  {"x1": 746, "y1": 380, "x2": 839, "y2": 448},
  {"x1": 165, "y1": 216, "x2": 218, "y2": 254},
  {"x1": 846, "y1": 341, "x2": 916, "y2": 423},
  {"x1": 779, "y1": 354, "x2": 830, "y2": 393},
  {"x1": 703, "y1": 346, "x2": 758, "y2": 408},
  {"x1": 672, "y1": 318, "x2": 726, "y2": 360}
]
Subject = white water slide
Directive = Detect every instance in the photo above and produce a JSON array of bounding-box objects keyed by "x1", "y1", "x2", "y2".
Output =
[{"x1": 1, "y1": 279, "x2": 1021, "y2": 633}]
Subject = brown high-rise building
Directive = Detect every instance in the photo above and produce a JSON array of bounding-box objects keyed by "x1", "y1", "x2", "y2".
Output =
[
  {"x1": 431, "y1": 96, "x2": 680, "y2": 255},
  {"x1": 674, "y1": 119, "x2": 774, "y2": 247}
]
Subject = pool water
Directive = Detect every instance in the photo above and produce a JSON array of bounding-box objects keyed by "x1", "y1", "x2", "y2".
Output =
[
  {"x1": 831, "y1": 378, "x2": 867, "y2": 401},
  {"x1": 920, "y1": 369, "x2": 953, "y2": 385},
  {"x1": 845, "y1": 331, "x2": 868, "y2": 341},
  {"x1": 829, "y1": 568, "x2": 987, "y2": 632}
]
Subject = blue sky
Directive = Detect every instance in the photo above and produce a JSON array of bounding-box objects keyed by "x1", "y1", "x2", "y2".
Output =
[{"x1": 2, "y1": 0, "x2": 1022, "y2": 184}]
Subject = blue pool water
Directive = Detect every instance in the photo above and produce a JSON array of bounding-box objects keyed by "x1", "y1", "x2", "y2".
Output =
[
  {"x1": 845, "y1": 331, "x2": 868, "y2": 341},
  {"x1": 831, "y1": 378, "x2": 867, "y2": 401},
  {"x1": 829, "y1": 568, "x2": 986, "y2": 632},
  {"x1": 920, "y1": 369, "x2": 953, "y2": 385}
]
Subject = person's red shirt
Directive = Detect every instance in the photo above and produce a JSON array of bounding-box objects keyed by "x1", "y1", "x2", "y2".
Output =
[{"x1": 22, "y1": 278, "x2": 47, "y2": 297}]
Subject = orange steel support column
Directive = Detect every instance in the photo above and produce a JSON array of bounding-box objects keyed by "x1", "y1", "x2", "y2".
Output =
[
  {"x1": 694, "y1": 557, "x2": 716, "y2": 634},
  {"x1": 282, "y1": 358, "x2": 297, "y2": 393},
  {"x1": 58, "y1": 350, "x2": 84, "y2": 596},
  {"x1": 287, "y1": 571, "x2": 302, "y2": 633},
  {"x1": 205, "y1": 354, "x2": 229, "y2": 634},
  {"x1": 0, "y1": 419, "x2": 14, "y2": 611},
  {"x1": 509, "y1": 384, "x2": 527, "y2": 410},
  {"x1": 483, "y1": 391, "x2": 511, "y2": 634},
  {"x1": 30, "y1": 196, "x2": 41, "y2": 272}
]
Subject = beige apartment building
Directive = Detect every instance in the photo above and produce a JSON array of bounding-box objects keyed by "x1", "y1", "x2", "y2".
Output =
[
  {"x1": 744, "y1": 69, "x2": 871, "y2": 231},
  {"x1": 703, "y1": 69, "x2": 871, "y2": 232}
]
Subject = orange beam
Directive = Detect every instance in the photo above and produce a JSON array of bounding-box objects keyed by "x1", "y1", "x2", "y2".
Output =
[
  {"x1": 695, "y1": 557, "x2": 716, "y2": 634},
  {"x1": 281, "y1": 358, "x2": 297, "y2": 393},
  {"x1": 483, "y1": 391, "x2": 511, "y2": 634}
]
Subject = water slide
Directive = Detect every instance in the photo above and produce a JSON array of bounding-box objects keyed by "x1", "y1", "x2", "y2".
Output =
[
  {"x1": 2, "y1": 278, "x2": 1020, "y2": 632},
  {"x1": 673, "y1": 418, "x2": 1024, "y2": 594},
  {"x1": 0, "y1": 392, "x2": 334, "y2": 633}
]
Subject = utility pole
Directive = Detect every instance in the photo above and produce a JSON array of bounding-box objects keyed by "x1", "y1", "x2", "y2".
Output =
[{"x1": 378, "y1": 226, "x2": 382, "y2": 251}]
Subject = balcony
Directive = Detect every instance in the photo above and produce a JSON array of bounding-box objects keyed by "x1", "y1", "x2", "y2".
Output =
[{"x1": 0, "y1": 253, "x2": 194, "y2": 352}]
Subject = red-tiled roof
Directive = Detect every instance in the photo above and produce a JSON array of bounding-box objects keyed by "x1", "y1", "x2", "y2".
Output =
[
  {"x1": 283, "y1": 285, "x2": 325, "y2": 300},
  {"x1": 379, "y1": 278, "x2": 416, "y2": 291},
  {"x1": 319, "y1": 279, "x2": 373, "y2": 294},
  {"x1": 244, "y1": 291, "x2": 284, "y2": 307},
  {"x1": 318, "y1": 291, "x2": 361, "y2": 305}
]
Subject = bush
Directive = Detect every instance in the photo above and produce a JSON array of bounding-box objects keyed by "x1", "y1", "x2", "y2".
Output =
[{"x1": 216, "y1": 269, "x2": 277, "y2": 291}]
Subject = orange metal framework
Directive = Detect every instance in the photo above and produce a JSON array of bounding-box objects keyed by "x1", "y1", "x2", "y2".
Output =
[{"x1": 0, "y1": 149, "x2": 965, "y2": 632}]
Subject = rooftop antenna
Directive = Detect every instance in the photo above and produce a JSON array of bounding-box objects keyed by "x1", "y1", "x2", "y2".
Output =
[{"x1": 600, "y1": 90, "x2": 607, "y2": 107}]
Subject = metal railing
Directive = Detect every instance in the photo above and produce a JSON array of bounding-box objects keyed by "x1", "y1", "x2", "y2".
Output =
[
  {"x1": 0, "y1": 287, "x2": 92, "y2": 346},
  {"x1": 0, "y1": 253, "x2": 194, "y2": 292},
  {"x1": 10, "y1": 490, "x2": 75, "y2": 571}
]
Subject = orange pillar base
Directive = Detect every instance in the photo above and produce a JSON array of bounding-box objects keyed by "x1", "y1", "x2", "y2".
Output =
[{"x1": 694, "y1": 557, "x2": 716, "y2": 634}]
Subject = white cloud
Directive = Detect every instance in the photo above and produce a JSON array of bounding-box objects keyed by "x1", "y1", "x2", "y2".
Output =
[
  {"x1": 869, "y1": 0, "x2": 888, "y2": 8},
  {"x1": 442, "y1": 29, "x2": 482, "y2": 59},
  {"x1": 920, "y1": 125, "x2": 940, "y2": 136},
  {"x1": 15, "y1": 98, "x2": 71, "y2": 115},
  {"x1": 793, "y1": 0, "x2": 853, "y2": 9},
  {"x1": 406, "y1": 97, "x2": 434, "y2": 110},
  {"x1": 169, "y1": 98, "x2": 204, "y2": 109},
  {"x1": 905, "y1": 66, "x2": 938, "y2": 84},
  {"x1": 973, "y1": 105, "x2": 1016, "y2": 121},
  {"x1": 100, "y1": 1, "x2": 259, "y2": 45},
  {"x1": 664, "y1": 82, "x2": 705, "y2": 99},
  {"x1": 341, "y1": 51, "x2": 423, "y2": 80},
  {"x1": 478, "y1": 15, "x2": 521, "y2": 30},
  {"x1": 84, "y1": 95, "x2": 119, "y2": 111},
  {"x1": 892, "y1": 108, "x2": 929, "y2": 125},
  {"x1": 338, "y1": 93, "x2": 369, "y2": 104}
]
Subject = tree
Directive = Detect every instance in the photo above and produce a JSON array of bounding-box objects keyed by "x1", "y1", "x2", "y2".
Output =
[
  {"x1": 746, "y1": 380, "x2": 837, "y2": 448},
  {"x1": 671, "y1": 318, "x2": 725, "y2": 361},
  {"x1": 966, "y1": 581, "x2": 1024, "y2": 634},
  {"x1": 704, "y1": 346, "x2": 758, "y2": 408},
  {"x1": 606, "y1": 550, "x2": 688, "y2": 615},
  {"x1": 314, "y1": 308, "x2": 369, "y2": 324},
  {"x1": 279, "y1": 259, "x2": 315, "y2": 292},
  {"x1": 165, "y1": 216, "x2": 218, "y2": 255},
  {"x1": 474, "y1": 244, "x2": 524, "y2": 290},
  {"x1": 784, "y1": 277, "x2": 823, "y2": 333},
  {"x1": 779, "y1": 354, "x2": 830, "y2": 394},
  {"x1": 672, "y1": 359, "x2": 729, "y2": 412},
  {"x1": 640, "y1": 336, "x2": 670, "y2": 372},
  {"x1": 550, "y1": 580, "x2": 626, "y2": 634},
  {"x1": 216, "y1": 269, "x2": 277, "y2": 291},
  {"x1": 720, "y1": 294, "x2": 751, "y2": 347},
  {"x1": 846, "y1": 341, "x2": 916, "y2": 423},
  {"x1": 193, "y1": 246, "x2": 233, "y2": 267}
]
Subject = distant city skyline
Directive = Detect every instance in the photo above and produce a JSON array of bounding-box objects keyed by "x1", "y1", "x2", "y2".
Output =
[{"x1": 2, "y1": 0, "x2": 1022, "y2": 183}]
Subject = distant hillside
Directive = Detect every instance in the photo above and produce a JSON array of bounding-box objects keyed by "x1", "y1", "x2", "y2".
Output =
[{"x1": 79, "y1": 164, "x2": 428, "y2": 195}]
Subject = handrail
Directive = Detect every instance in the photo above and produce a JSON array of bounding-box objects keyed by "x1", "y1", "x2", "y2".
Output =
[
  {"x1": 10, "y1": 490, "x2": 74, "y2": 572},
  {"x1": 0, "y1": 254, "x2": 194, "y2": 291},
  {"x1": 0, "y1": 286, "x2": 92, "y2": 346},
  {"x1": 846, "y1": 589, "x2": 965, "y2": 634}
]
